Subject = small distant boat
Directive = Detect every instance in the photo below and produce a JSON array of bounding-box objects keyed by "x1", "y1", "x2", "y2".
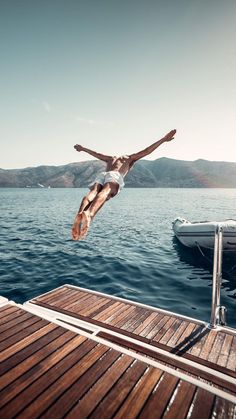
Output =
[{"x1": 173, "y1": 217, "x2": 236, "y2": 250}]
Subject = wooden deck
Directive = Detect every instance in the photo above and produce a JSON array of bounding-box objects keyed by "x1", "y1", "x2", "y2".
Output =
[
  {"x1": 0, "y1": 286, "x2": 235, "y2": 418},
  {"x1": 30, "y1": 286, "x2": 236, "y2": 378}
]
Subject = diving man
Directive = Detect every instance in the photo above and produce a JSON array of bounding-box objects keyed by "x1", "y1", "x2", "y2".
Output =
[{"x1": 72, "y1": 129, "x2": 176, "y2": 240}]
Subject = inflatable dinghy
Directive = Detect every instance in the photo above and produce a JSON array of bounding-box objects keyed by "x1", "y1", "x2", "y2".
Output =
[{"x1": 173, "y1": 218, "x2": 236, "y2": 250}]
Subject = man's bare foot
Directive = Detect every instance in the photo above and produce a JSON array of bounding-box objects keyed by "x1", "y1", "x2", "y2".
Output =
[
  {"x1": 71, "y1": 212, "x2": 83, "y2": 240},
  {"x1": 78, "y1": 211, "x2": 92, "y2": 240},
  {"x1": 163, "y1": 129, "x2": 176, "y2": 142}
]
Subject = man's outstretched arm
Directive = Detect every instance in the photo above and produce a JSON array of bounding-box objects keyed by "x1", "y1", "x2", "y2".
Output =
[
  {"x1": 129, "y1": 129, "x2": 176, "y2": 162},
  {"x1": 74, "y1": 144, "x2": 112, "y2": 162}
]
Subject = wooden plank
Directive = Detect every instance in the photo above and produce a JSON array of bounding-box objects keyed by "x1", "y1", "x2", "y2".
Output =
[
  {"x1": 217, "y1": 334, "x2": 234, "y2": 367},
  {"x1": 0, "y1": 312, "x2": 35, "y2": 339},
  {"x1": 189, "y1": 329, "x2": 207, "y2": 358},
  {"x1": 90, "y1": 300, "x2": 115, "y2": 318},
  {"x1": 48, "y1": 290, "x2": 83, "y2": 307},
  {"x1": 115, "y1": 306, "x2": 143, "y2": 329},
  {"x1": 119, "y1": 307, "x2": 147, "y2": 331},
  {"x1": 61, "y1": 294, "x2": 98, "y2": 313},
  {"x1": 62, "y1": 292, "x2": 97, "y2": 311},
  {"x1": 101, "y1": 303, "x2": 133, "y2": 325},
  {"x1": 103, "y1": 303, "x2": 132, "y2": 323},
  {"x1": 0, "y1": 326, "x2": 64, "y2": 377},
  {"x1": 30, "y1": 300, "x2": 236, "y2": 378},
  {"x1": 58, "y1": 291, "x2": 91, "y2": 309},
  {"x1": 0, "y1": 331, "x2": 79, "y2": 408},
  {"x1": 170, "y1": 324, "x2": 202, "y2": 355},
  {"x1": 44, "y1": 352, "x2": 130, "y2": 418},
  {"x1": 144, "y1": 314, "x2": 169, "y2": 339},
  {"x1": 207, "y1": 332, "x2": 225, "y2": 364},
  {"x1": 163, "y1": 380, "x2": 196, "y2": 419},
  {"x1": 94, "y1": 301, "x2": 123, "y2": 321},
  {"x1": 0, "y1": 304, "x2": 17, "y2": 313},
  {"x1": 46, "y1": 289, "x2": 80, "y2": 307},
  {"x1": 175, "y1": 322, "x2": 197, "y2": 348},
  {"x1": 34, "y1": 286, "x2": 69, "y2": 303},
  {"x1": 64, "y1": 287, "x2": 205, "y2": 328},
  {"x1": 67, "y1": 295, "x2": 105, "y2": 314},
  {"x1": 113, "y1": 367, "x2": 163, "y2": 418},
  {"x1": 29, "y1": 301, "x2": 148, "y2": 345},
  {"x1": 64, "y1": 297, "x2": 125, "y2": 327},
  {"x1": 138, "y1": 313, "x2": 165, "y2": 338},
  {"x1": 167, "y1": 320, "x2": 189, "y2": 348},
  {"x1": 227, "y1": 336, "x2": 236, "y2": 371},
  {"x1": 0, "y1": 318, "x2": 48, "y2": 351},
  {"x1": 50, "y1": 291, "x2": 206, "y2": 356},
  {"x1": 97, "y1": 331, "x2": 236, "y2": 393},
  {"x1": 0, "y1": 322, "x2": 57, "y2": 362},
  {"x1": 0, "y1": 306, "x2": 22, "y2": 324},
  {"x1": 176, "y1": 324, "x2": 203, "y2": 356},
  {"x1": 188, "y1": 388, "x2": 215, "y2": 419},
  {"x1": 109, "y1": 306, "x2": 136, "y2": 327},
  {"x1": 15, "y1": 344, "x2": 110, "y2": 419},
  {"x1": 212, "y1": 397, "x2": 236, "y2": 419},
  {"x1": 133, "y1": 312, "x2": 160, "y2": 335},
  {"x1": 152, "y1": 316, "x2": 176, "y2": 342},
  {"x1": 58, "y1": 319, "x2": 93, "y2": 334},
  {"x1": 139, "y1": 372, "x2": 178, "y2": 419},
  {"x1": 89, "y1": 361, "x2": 148, "y2": 419},
  {"x1": 38, "y1": 286, "x2": 72, "y2": 302},
  {"x1": 159, "y1": 319, "x2": 182, "y2": 345},
  {"x1": 0, "y1": 339, "x2": 98, "y2": 418},
  {"x1": 79, "y1": 297, "x2": 111, "y2": 317},
  {"x1": 1, "y1": 336, "x2": 87, "y2": 411},
  {"x1": 199, "y1": 329, "x2": 217, "y2": 360},
  {"x1": 128, "y1": 310, "x2": 154, "y2": 333},
  {"x1": 59, "y1": 289, "x2": 85, "y2": 302}
]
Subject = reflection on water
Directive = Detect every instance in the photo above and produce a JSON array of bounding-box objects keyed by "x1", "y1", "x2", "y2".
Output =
[{"x1": 173, "y1": 236, "x2": 236, "y2": 293}]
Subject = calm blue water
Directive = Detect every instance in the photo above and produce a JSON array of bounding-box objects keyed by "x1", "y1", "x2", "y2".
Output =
[{"x1": 0, "y1": 188, "x2": 236, "y2": 327}]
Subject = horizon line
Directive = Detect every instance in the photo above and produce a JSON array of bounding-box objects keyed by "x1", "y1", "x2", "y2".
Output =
[{"x1": 1, "y1": 156, "x2": 236, "y2": 171}]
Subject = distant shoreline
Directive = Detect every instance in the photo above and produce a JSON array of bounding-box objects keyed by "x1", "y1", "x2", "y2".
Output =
[{"x1": 1, "y1": 158, "x2": 236, "y2": 188}]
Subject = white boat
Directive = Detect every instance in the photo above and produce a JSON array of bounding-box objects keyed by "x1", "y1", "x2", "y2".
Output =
[{"x1": 173, "y1": 217, "x2": 236, "y2": 250}]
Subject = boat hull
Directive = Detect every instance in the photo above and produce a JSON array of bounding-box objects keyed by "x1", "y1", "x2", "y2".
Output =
[{"x1": 173, "y1": 218, "x2": 236, "y2": 250}]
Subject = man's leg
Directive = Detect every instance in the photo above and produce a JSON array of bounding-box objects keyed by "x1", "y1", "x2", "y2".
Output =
[
  {"x1": 71, "y1": 183, "x2": 102, "y2": 240},
  {"x1": 78, "y1": 183, "x2": 103, "y2": 212},
  {"x1": 79, "y1": 182, "x2": 119, "y2": 239}
]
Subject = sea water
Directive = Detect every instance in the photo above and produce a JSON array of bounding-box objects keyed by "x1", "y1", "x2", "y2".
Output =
[{"x1": 0, "y1": 188, "x2": 236, "y2": 327}]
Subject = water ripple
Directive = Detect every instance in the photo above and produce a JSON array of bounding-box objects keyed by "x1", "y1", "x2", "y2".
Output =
[{"x1": 0, "y1": 188, "x2": 235, "y2": 327}]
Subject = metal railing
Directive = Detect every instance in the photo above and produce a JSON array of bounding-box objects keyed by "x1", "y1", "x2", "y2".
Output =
[{"x1": 210, "y1": 224, "x2": 227, "y2": 328}]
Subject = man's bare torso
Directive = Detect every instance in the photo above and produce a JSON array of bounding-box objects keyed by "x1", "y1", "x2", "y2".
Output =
[{"x1": 106, "y1": 155, "x2": 132, "y2": 177}]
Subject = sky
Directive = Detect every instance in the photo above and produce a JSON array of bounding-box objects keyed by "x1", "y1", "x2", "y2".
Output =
[{"x1": 0, "y1": 0, "x2": 236, "y2": 169}]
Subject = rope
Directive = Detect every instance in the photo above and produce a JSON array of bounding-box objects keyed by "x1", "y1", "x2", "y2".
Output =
[
  {"x1": 195, "y1": 242, "x2": 213, "y2": 264},
  {"x1": 195, "y1": 242, "x2": 236, "y2": 276}
]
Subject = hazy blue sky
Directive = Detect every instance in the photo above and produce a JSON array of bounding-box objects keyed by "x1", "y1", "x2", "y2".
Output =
[{"x1": 1, "y1": 0, "x2": 235, "y2": 169}]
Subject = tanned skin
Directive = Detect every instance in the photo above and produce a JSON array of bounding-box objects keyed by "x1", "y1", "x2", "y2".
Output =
[{"x1": 72, "y1": 129, "x2": 176, "y2": 240}]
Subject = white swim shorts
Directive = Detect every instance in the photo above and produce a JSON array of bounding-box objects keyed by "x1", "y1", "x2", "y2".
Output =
[{"x1": 89, "y1": 171, "x2": 125, "y2": 192}]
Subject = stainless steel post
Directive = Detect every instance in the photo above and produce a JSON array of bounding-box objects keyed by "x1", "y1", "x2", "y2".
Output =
[
  {"x1": 216, "y1": 226, "x2": 223, "y2": 308},
  {"x1": 210, "y1": 224, "x2": 223, "y2": 328}
]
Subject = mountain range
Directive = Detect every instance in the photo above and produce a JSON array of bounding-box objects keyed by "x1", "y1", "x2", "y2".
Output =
[{"x1": 1, "y1": 158, "x2": 236, "y2": 188}]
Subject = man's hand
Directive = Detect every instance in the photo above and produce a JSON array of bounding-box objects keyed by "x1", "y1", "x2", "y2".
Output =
[
  {"x1": 162, "y1": 129, "x2": 177, "y2": 142},
  {"x1": 74, "y1": 144, "x2": 84, "y2": 152}
]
